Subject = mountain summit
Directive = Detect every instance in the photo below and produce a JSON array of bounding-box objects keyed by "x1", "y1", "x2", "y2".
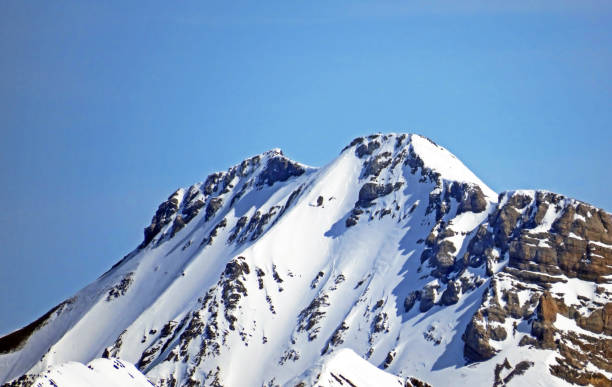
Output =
[{"x1": 1, "y1": 133, "x2": 611, "y2": 387}]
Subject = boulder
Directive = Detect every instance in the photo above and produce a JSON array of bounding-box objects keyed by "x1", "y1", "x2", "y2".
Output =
[
  {"x1": 404, "y1": 291, "x2": 421, "y2": 313},
  {"x1": 440, "y1": 280, "x2": 460, "y2": 305},
  {"x1": 419, "y1": 282, "x2": 439, "y2": 313}
]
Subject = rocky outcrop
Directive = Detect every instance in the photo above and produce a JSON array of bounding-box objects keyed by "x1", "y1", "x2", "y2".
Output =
[
  {"x1": 463, "y1": 311, "x2": 497, "y2": 361},
  {"x1": 0, "y1": 374, "x2": 37, "y2": 387},
  {"x1": 345, "y1": 208, "x2": 363, "y2": 227},
  {"x1": 355, "y1": 137, "x2": 381, "y2": 158},
  {"x1": 531, "y1": 291, "x2": 558, "y2": 349},
  {"x1": 440, "y1": 280, "x2": 461, "y2": 305},
  {"x1": 418, "y1": 182, "x2": 494, "y2": 278},
  {"x1": 403, "y1": 291, "x2": 420, "y2": 313},
  {"x1": 576, "y1": 303, "x2": 612, "y2": 335},
  {"x1": 205, "y1": 198, "x2": 223, "y2": 222},
  {"x1": 451, "y1": 183, "x2": 487, "y2": 215},
  {"x1": 419, "y1": 282, "x2": 439, "y2": 312},
  {"x1": 464, "y1": 224, "x2": 495, "y2": 269},
  {"x1": 363, "y1": 151, "x2": 392, "y2": 177},
  {"x1": 484, "y1": 191, "x2": 612, "y2": 283},
  {"x1": 257, "y1": 154, "x2": 305, "y2": 187},
  {"x1": 106, "y1": 272, "x2": 134, "y2": 301},
  {"x1": 141, "y1": 190, "x2": 182, "y2": 247},
  {"x1": 297, "y1": 295, "x2": 331, "y2": 341},
  {"x1": 220, "y1": 257, "x2": 250, "y2": 330},
  {"x1": 461, "y1": 191, "x2": 612, "y2": 385},
  {"x1": 356, "y1": 182, "x2": 403, "y2": 208}
]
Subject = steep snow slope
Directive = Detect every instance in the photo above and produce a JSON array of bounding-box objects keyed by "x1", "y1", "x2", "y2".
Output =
[{"x1": 1, "y1": 133, "x2": 610, "y2": 387}]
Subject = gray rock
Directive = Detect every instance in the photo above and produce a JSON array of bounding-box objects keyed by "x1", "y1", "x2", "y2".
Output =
[
  {"x1": 257, "y1": 157, "x2": 305, "y2": 187},
  {"x1": 440, "y1": 280, "x2": 461, "y2": 305},
  {"x1": 355, "y1": 141, "x2": 380, "y2": 158},
  {"x1": 141, "y1": 190, "x2": 182, "y2": 247},
  {"x1": 356, "y1": 182, "x2": 402, "y2": 207},
  {"x1": 419, "y1": 283, "x2": 439, "y2": 312},
  {"x1": 363, "y1": 152, "x2": 392, "y2": 177},
  {"x1": 404, "y1": 291, "x2": 421, "y2": 313},
  {"x1": 205, "y1": 198, "x2": 223, "y2": 221}
]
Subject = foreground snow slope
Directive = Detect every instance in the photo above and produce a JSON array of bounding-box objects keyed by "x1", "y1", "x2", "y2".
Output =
[
  {"x1": 31, "y1": 358, "x2": 154, "y2": 387},
  {"x1": 287, "y1": 348, "x2": 419, "y2": 387},
  {"x1": 1, "y1": 133, "x2": 610, "y2": 387}
]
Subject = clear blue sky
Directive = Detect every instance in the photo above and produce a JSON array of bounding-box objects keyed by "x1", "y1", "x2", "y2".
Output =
[{"x1": 1, "y1": 1, "x2": 611, "y2": 335}]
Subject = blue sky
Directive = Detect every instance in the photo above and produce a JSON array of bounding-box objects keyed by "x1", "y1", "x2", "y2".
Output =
[{"x1": 0, "y1": 1, "x2": 611, "y2": 334}]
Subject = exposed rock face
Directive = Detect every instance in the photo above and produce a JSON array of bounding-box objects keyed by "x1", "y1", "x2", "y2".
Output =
[
  {"x1": 460, "y1": 191, "x2": 612, "y2": 385},
  {"x1": 531, "y1": 291, "x2": 558, "y2": 349},
  {"x1": 205, "y1": 198, "x2": 223, "y2": 222},
  {"x1": 452, "y1": 183, "x2": 487, "y2": 215},
  {"x1": 418, "y1": 182, "x2": 494, "y2": 278},
  {"x1": 106, "y1": 272, "x2": 134, "y2": 301},
  {"x1": 463, "y1": 311, "x2": 497, "y2": 361},
  {"x1": 345, "y1": 208, "x2": 363, "y2": 227},
  {"x1": 403, "y1": 291, "x2": 420, "y2": 313},
  {"x1": 355, "y1": 139, "x2": 381, "y2": 158},
  {"x1": 0, "y1": 374, "x2": 37, "y2": 387},
  {"x1": 136, "y1": 150, "x2": 311, "y2": 251},
  {"x1": 142, "y1": 190, "x2": 182, "y2": 247},
  {"x1": 464, "y1": 224, "x2": 495, "y2": 269},
  {"x1": 440, "y1": 280, "x2": 460, "y2": 305},
  {"x1": 485, "y1": 191, "x2": 612, "y2": 283},
  {"x1": 577, "y1": 303, "x2": 612, "y2": 335},
  {"x1": 297, "y1": 295, "x2": 331, "y2": 341},
  {"x1": 257, "y1": 154, "x2": 305, "y2": 187},
  {"x1": 363, "y1": 151, "x2": 392, "y2": 177},
  {"x1": 419, "y1": 282, "x2": 439, "y2": 312},
  {"x1": 220, "y1": 257, "x2": 250, "y2": 330},
  {"x1": 356, "y1": 182, "x2": 403, "y2": 207}
]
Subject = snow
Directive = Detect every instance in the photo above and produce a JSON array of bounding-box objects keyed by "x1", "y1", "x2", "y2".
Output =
[
  {"x1": 550, "y1": 277, "x2": 596, "y2": 307},
  {"x1": 0, "y1": 132, "x2": 608, "y2": 387},
  {"x1": 589, "y1": 239, "x2": 612, "y2": 248},
  {"x1": 573, "y1": 213, "x2": 586, "y2": 222},
  {"x1": 410, "y1": 134, "x2": 496, "y2": 199},
  {"x1": 32, "y1": 358, "x2": 154, "y2": 387},
  {"x1": 287, "y1": 348, "x2": 404, "y2": 387},
  {"x1": 553, "y1": 315, "x2": 608, "y2": 340},
  {"x1": 529, "y1": 202, "x2": 560, "y2": 233}
]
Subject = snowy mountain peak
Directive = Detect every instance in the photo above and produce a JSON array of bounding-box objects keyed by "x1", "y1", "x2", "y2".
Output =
[
  {"x1": 1, "y1": 133, "x2": 611, "y2": 387},
  {"x1": 342, "y1": 133, "x2": 495, "y2": 198}
]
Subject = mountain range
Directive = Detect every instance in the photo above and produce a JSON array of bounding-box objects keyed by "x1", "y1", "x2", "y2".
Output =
[{"x1": 1, "y1": 133, "x2": 610, "y2": 387}]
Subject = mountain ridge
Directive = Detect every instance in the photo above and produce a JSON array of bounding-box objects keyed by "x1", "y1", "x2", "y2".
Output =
[{"x1": 1, "y1": 133, "x2": 610, "y2": 387}]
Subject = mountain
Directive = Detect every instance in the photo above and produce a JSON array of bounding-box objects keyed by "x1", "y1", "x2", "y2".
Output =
[{"x1": 0, "y1": 133, "x2": 610, "y2": 387}]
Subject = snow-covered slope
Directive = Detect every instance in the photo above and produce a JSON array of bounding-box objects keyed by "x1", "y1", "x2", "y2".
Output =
[
  {"x1": 1, "y1": 133, "x2": 610, "y2": 387},
  {"x1": 287, "y1": 348, "x2": 425, "y2": 387},
  {"x1": 31, "y1": 358, "x2": 154, "y2": 387}
]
